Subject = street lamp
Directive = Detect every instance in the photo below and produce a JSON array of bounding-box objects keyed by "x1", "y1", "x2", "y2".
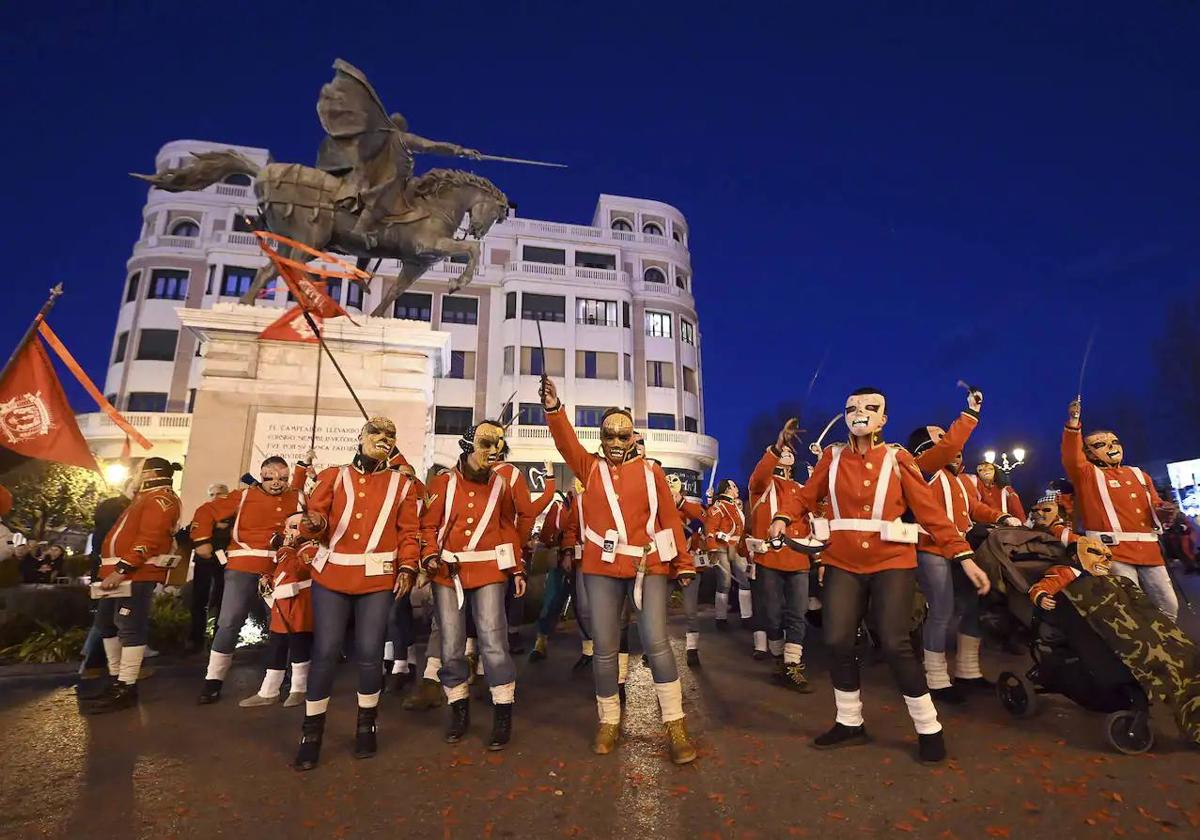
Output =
[
  {"x1": 103, "y1": 462, "x2": 130, "y2": 487},
  {"x1": 985, "y1": 447, "x2": 1027, "y2": 473}
]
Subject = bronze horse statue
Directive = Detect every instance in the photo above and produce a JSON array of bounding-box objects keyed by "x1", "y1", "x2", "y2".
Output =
[{"x1": 132, "y1": 150, "x2": 510, "y2": 316}]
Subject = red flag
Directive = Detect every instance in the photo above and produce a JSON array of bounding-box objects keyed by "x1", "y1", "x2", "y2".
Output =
[
  {"x1": 0, "y1": 336, "x2": 97, "y2": 471},
  {"x1": 276, "y1": 261, "x2": 353, "y2": 321},
  {"x1": 259, "y1": 306, "x2": 323, "y2": 343}
]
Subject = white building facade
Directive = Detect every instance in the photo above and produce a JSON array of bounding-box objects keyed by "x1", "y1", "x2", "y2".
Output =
[{"x1": 85, "y1": 139, "x2": 717, "y2": 491}]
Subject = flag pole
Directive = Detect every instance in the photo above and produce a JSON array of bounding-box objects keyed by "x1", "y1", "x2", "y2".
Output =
[
  {"x1": 0, "y1": 284, "x2": 63, "y2": 384},
  {"x1": 300, "y1": 310, "x2": 368, "y2": 421},
  {"x1": 310, "y1": 322, "x2": 324, "y2": 451}
]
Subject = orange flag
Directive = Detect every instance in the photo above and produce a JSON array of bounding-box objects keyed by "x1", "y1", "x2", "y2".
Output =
[
  {"x1": 0, "y1": 336, "x2": 97, "y2": 471},
  {"x1": 259, "y1": 306, "x2": 323, "y2": 343}
]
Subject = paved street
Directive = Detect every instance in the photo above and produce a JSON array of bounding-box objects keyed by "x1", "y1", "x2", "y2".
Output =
[{"x1": 3, "y1": 602, "x2": 1199, "y2": 840}]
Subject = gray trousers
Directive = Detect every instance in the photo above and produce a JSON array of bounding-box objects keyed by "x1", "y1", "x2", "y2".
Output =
[
  {"x1": 435, "y1": 582, "x2": 515, "y2": 691},
  {"x1": 211, "y1": 568, "x2": 263, "y2": 655},
  {"x1": 94, "y1": 581, "x2": 156, "y2": 646},
  {"x1": 583, "y1": 573, "x2": 677, "y2": 698},
  {"x1": 711, "y1": 545, "x2": 750, "y2": 593},
  {"x1": 757, "y1": 565, "x2": 809, "y2": 643}
]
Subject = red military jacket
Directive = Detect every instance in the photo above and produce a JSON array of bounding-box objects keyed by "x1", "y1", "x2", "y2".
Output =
[
  {"x1": 1061, "y1": 426, "x2": 1166, "y2": 567},
  {"x1": 787, "y1": 441, "x2": 972, "y2": 574},
  {"x1": 421, "y1": 461, "x2": 524, "y2": 590},
  {"x1": 546, "y1": 407, "x2": 693, "y2": 580},
  {"x1": 978, "y1": 483, "x2": 1026, "y2": 522},
  {"x1": 190, "y1": 468, "x2": 304, "y2": 575},
  {"x1": 913, "y1": 410, "x2": 979, "y2": 475},
  {"x1": 704, "y1": 497, "x2": 745, "y2": 550},
  {"x1": 302, "y1": 459, "x2": 421, "y2": 594},
  {"x1": 918, "y1": 468, "x2": 1006, "y2": 558},
  {"x1": 100, "y1": 486, "x2": 182, "y2": 583},
  {"x1": 747, "y1": 447, "x2": 812, "y2": 572},
  {"x1": 540, "y1": 496, "x2": 568, "y2": 548},
  {"x1": 492, "y1": 462, "x2": 556, "y2": 544},
  {"x1": 269, "y1": 541, "x2": 315, "y2": 634}
]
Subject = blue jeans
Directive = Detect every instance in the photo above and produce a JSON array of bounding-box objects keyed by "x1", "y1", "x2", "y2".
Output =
[
  {"x1": 93, "y1": 581, "x2": 156, "y2": 646},
  {"x1": 537, "y1": 566, "x2": 572, "y2": 637},
  {"x1": 916, "y1": 551, "x2": 980, "y2": 652},
  {"x1": 583, "y1": 573, "x2": 676, "y2": 698},
  {"x1": 757, "y1": 566, "x2": 809, "y2": 643},
  {"x1": 306, "y1": 582, "x2": 393, "y2": 702},
  {"x1": 388, "y1": 593, "x2": 414, "y2": 658},
  {"x1": 574, "y1": 566, "x2": 591, "y2": 641},
  {"x1": 435, "y1": 581, "x2": 515, "y2": 692},
  {"x1": 211, "y1": 568, "x2": 263, "y2": 655},
  {"x1": 1109, "y1": 561, "x2": 1179, "y2": 621}
]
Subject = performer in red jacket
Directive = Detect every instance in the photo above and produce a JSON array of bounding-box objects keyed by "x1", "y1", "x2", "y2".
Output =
[
  {"x1": 541, "y1": 377, "x2": 698, "y2": 764},
  {"x1": 192, "y1": 456, "x2": 304, "y2": 704},
  {"x1": 704, "y1": 479, "x2": 750, "y2": 628},
  {"x1": 975, "y1": 462, "x2": 1026, "y2": 522},
  {"x1": 292, "y1": 417, "x2": 422, "y2": 771},
  {"x1": 420, "y1": 420, "x2": 526, "y2": 750},
  {"x1": 83, "y1": 458, "x2": 183, "y2": 714},
  {"x1": 1062, "y1": 399, "x2": 1178, "y2": 619},
  {"x1": 773, "y1": 387, "x2": 989, "y2": 764},
  {"x1": 670, "y1": 475, "x2": 709, "y2": 666}
]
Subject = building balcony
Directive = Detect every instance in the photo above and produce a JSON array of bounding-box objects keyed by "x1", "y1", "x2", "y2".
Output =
[
  {"x1": 76, "y1": 412, "x2": 193, "y2": 463},
  {"x1": 132, "y1": 234, "x2": 204, "y2": 254},
  {"x1": 634, "y1": 278, "x2": 694, "y2": 304},
  {"x1": 503, "y1": 261, "x2": 630, "y2": 288},
  {"x1": 502, "y1": 217, "x2": 690, "y2": 259}
]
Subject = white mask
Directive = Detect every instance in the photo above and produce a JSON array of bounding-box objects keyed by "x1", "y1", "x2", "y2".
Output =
[{"x1": 844, "y1": 393, "x2": 887, "y2": 439}]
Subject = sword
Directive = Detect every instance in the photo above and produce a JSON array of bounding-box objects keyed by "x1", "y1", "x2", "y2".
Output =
[
  {"x1": 477, "y1": 153, "x2": 567, "y2": 169},
  {"x1": 803, "y1": 347, "x2": 830, "y2": 413},
  {"x1": 705, "y1": 456, "x2": 719, "y2": 499},
  {"x1": 1075, "y1": 326, "x2": 1098, "y2": 402},
  {"x1": 440, "y1": 512, "x2": 466, "y2": 609},
  {"x1": 810, "y1": 412, "x2": 843, "y2": 455},
  {"x1": 534, "y1": 319, "x2": 549, "y2": 386}
]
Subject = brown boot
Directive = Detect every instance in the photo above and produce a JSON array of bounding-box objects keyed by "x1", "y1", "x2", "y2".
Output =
[
  {"x1": 402, "y1": 678, "x2": 444, "y2": 711},
  {"x1": 592, "y1": 722, "x2": 621, "y2": 755},
  {"x1": 665, "y1": 718, "x2": 697, "y2": 765}
]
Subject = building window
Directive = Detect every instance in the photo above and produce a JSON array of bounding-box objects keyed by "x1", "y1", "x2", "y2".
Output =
[
  {"x1": 622, "y1": 301, "x2": 631, "y2": 328},
  {"x1": 643, "y1": 222, "x2": 664, "y2": 236},
  {"x1": 576, "y1": 298, "x2": 618, "y2": 327},
  {"x1": 448, "y1": 350, "x2": 476, "y2": 379},
  {"x1": 647, "y1": 360, "x2": 675, "y2": 388},
  {"x1": 676, "y1": 272, "x2": 688, "y2": 289},
  {"x1": 645, "y1": 310, "x2": 672, "y2": 338},
  {"x1": 170, "y1": 219, "x2": 200, "y2": 237},
  {"x1": 441, "y1": 295, "x2": 478, "y2": 325},
  {"x1": 136, "y1": 329, "x2": 178, "y2": 361},
  {"x1": 220, "y1": 266, "x2": 256, "y2": 297},
  {"x1": 518, "y1": 402, "x2": 547, "y2": 426},
  {"x1": 127, "y1": 392, "x2": 168, "y2": 412},
  {"x1": 188, "y1": 389, "x2": 198, "y2": 413},
  {"x1": 223, "y1": 173, "x2": 252, "y2": 186},
  {"x1": 148, "y1": 269, "x2": 188, "y2": 301},
  {"x1": 232, "y1": 213, "x2": 258, "y2": 232},
  {"x1": 624, "y1": 353, "x2": 632, "y2": 381},
  {"x1": 394, "y1": 292, "x2": 432, "y2": 321},
  {"x1": 104, "y1": 393, "x2": 117, "y2": 406},
  {"x1": 576, "y1": 350, "x2": 618, "y2": 380},
  {"x1": 684, "y1": 416, "x2": 698, "y2": 432},
  {"x1": 611, "y1": 218, "x2": 632, "y2": 232},
  {"x1": 325, "y1": 278, "x2": 344, "y2": 304},
  {"x1": 680, "y1": 318, "x2": 696, "y2": 346},
  {"x1": 503, "y1": 345, "x2": 515, "y2": 375},
  {"x1": 521, "y1": 346, "x2": 565, "y2": 377},
  {"x1": 522, "y1": 245, "x2": 566, "y2": 265},
  {"x1": 673, "y1": 228, "x2": 683, "y2": 243},
  {"x1": 576, "y1": 406, "x2": 607, "y2": 427},
  {"x1": 500, "y1": 401, "x2": 514, "y2": 427},
  {"x1": 521, "y1": 293, "x2": 565, "y2": 322},
  {"x1": 435, "y1": 407, "x2": 473, "y2": 435},
  {"x1": 113, "y1": 332, "x2": 128, "y2": 364},
  {"x1": 648, "y1": 412, "x2": 676, "y2": 430},
  {"x1": 643, "y1": 267, "x2": 666, "y2": 285},
  {"x1": 125, "y1": 273, "x2": 140, "y2": 303},
  {"x1": 683, "y1": 366, "x2": 697, "y2": 394},
  {"x1": 575, "y1": 252, "x2": 617, "y2": 270},
  {"x1": 345, "y1": 281, "x2": 363, "y2": 311},
  {"x1": 505, "y1": 291, "x2": 517, "y2": 319}
]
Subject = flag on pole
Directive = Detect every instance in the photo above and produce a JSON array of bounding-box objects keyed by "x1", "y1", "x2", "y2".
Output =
[
  {"x1": 259, "y1": 305, "x2": 323, "y2": 343},
  {"x1": 0, "y1": 336, "x2": 98, "y2": 471}
]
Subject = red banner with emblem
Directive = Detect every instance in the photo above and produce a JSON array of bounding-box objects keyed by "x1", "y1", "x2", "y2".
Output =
[
  {"x1": 259, "y1": 305, "x2": 323, "y2": 343},
  {"x1": 0, "y1": 336, "x2": 98, "y2": 471}
]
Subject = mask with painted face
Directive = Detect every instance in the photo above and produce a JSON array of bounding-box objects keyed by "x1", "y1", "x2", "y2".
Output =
[
  {"x1": 844, "y1": 391, "x2": 887, "y2": 440},
  {"x1": 1029, "y1": 498, "x2": 1061, "y2": 529},
  {"x1": 1083, "y1": 430, "x2": 1123, "y2": 467},
  {"x1": 464, "y1": 421, "x2": 506, "y2": 472},
  {"x1": 775, "y1": 445, "x2": 795, "y2": 480},
  {"x1": 359, "y1": 417, "x2": 397, "y2": 463},
  {"x1": 258, "y1": 459, "x2": 289, "y2": 497},
  {"x1": 976, "y1": 462, "x2": 997, "y2": 485},
  {"x1": 600, "y1": 409, "x2": 637, "y2": 465},
  {"x1": 666, "y1": 474, "x2": 683, "y2": 502},
  {"x1": 1075, "y1": 535, "x2": 1112, "y2": 576}
]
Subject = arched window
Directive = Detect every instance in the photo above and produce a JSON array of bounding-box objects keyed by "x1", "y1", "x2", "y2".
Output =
[
  {"x1": 676, "y1": 272, "x2": 687, "y2": 289},
  {"x1": 223, "y1": 173, "x2": 252, "y2": 186},
  {"x1": 643, "y1": 267, "x2": 666, "y2": 285},
  {"x1": 672, "y1": 229, "x2": 683, "y2": 242},
  {"x1": 170, "y1": 219, "x2": 200, "y2": 237},
  {"x1": 642, "y1": 222, "x2": 663, "y2": 236},
  {"x1": 611, "y1": 218, "x2": 632, "y2": 232}
]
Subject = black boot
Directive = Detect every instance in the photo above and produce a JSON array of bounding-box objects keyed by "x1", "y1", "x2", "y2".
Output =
[
  {"x1": 389, "y1": 669, "x2": 413, "y2": 694},
  {"x1": 618, "y1": 684, "x2": 626, "y2": 705},
  {"x1": 293, "y1": 713, "x2": 325, "y2": 771},
  {"x1": 445, "y1": 698, "x2": 470, "y2": 743},
  {"x1": 686, "y1": 649, "x2": 700, "y2": 668},
  {"x1": 507, "y1": 631, "x2": 525, "y2": 655},
  {"x1": 955, "y1": 675, "x2": 994, "y2": 692},
  {"x1": 488, "y1": 703, "x2": 513, "y2": 751},
  {"x1": 918, "y1": 731, "x2": 947, "y2": 764},
  {"x1": 84, "y1": 681, "x2": 138, "y2": 715},
  {"x1": 715, "y1": 619, "x2": 729, "y2": 632},
  {"x1": 76, "y1": 673, "x2": 115, "y2": 701},
  {"x1": 571, "y1": 653, "x2": 592, "y2": 672},
  {"x1": 930, "y1": 684, "x2": 966, "y2": 705},
  {"x1": 811, "y1": 722, "x2": 870, "y2": 750},
  {"x1": 355, "y1": 707, "x2": 378, "y2": 759},
  {"x1": 197, "y1": 678, "x2": 223, "y2": 705}
]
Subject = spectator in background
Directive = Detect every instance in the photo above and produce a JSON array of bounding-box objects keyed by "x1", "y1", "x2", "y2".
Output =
[
  {"x1": 16, "y1": 543, "x2": 40, "y2": 583},
  {"x1": 78, "y1": 481, "x2": 136, "y2": 680},
  {"x1": 184, "y1": 482, "x2": 234, "y2": 654},
  {"x1": 40, "y1": 544, "x2": 66, "y2": 581}
]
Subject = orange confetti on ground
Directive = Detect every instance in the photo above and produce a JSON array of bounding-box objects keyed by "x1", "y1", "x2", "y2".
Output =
[{"x1": 985, "y1": 827, "x2": 1011, "y2": 838}]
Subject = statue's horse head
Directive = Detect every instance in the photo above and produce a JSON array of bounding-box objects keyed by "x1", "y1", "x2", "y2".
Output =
[{"x1": 411, "y1": 168, "x2": 510, "y2": 239}]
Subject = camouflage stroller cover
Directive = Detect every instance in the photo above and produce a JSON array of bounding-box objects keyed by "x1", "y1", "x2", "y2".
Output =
[{"x1": 1063, "y1": 575, "x2": 1200, "y2": 746}]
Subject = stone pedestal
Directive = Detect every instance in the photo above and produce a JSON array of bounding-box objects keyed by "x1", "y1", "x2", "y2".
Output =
[{"x1": 176, "y1": 303, "x2": 450, "y2": 517}]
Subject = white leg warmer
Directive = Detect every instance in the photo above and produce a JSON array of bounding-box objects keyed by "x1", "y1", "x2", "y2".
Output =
[
  {"x1": 444, "y1": 682, "x2": 469, "y2": 702},
  {"x1": 490, "y1": 681, "x2": 516, "y2": 705},
  {"x1": 767, "y1": 638, "x2": 784, "y2": 657},
  {"x1": 581, "y1": 639, "x2": 594, "y2": 656},
  {"x1": 783, "y1": 642, "x2": 803, "y2": 665},
  {"x1": 391, "y1": 659, "x2": 409, "y2": 674},
  {"x1": 258, "y1": 668, "x2": 285, "y2": 698},
  {"x1": 685, "y1": 631, "x2": 699, "y2": 651},
  {"x1": 596, "y1": 693, "x2": 621, "y2": 724},
  {"x1": 475, "y1": 656, "x2": 485, "y2": 676},
  {"x1": 904, "y1": 693, "x2": 942, "y2": 735},
  {"x1": 384, "y1": 641, "x2": 395, "y2": 660},
  {"x1": 423, "y1": 656, "x2": 442, "y2": 682},
  {"x1": 289, "y1": 661, "x2": 309, "y2": 694},
  {"x1": 834, "y1": 688, "x2": 864, "y2": 727},
  {"x1": 754, "y1": 630, "x2": 769, "y2": 653},
  {"x1": 654, "y1": 679, "x2": 685, "y2": 723},
  {"x1": 738, "y1": 589, "x2": 753, "y2": 619},
  {"x1": 954, "y1": 634, "x2": 983, "y2": 679},
  {"x1": 922, "y1": 650, "x2": 951, "y2": 689},
  {"x1": 102, "y1": 637, "x2": 122, "y2": 677},
  {"x1": 117, "y1": 645, "x2": 146, "y2": 685},
  {"x1": 465, "y1": 637, "x2": 478, "y2": 656},
  {"x1": 406, "y1": 645, "x2": 417, "y2": 666},
  {"x1": 357, "y1": 691, "x2": 381, "y2": 709},
  {"x1": 205, "y1": 650, "x2": 234, "y2": 681},
  {"x1": 714, "y1": 591, "x2": 729, "y2": 619},
  {"x1": 305, "y1": 697, "x2": 329, "y2": 716},
  {"x1": 618, "y1": 652, "x2": 629, "y2": 684}
]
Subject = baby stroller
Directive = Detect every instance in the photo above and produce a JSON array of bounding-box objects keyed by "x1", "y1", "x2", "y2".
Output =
[{"x1": 981, "y1": 531, "x2": 1154, "y2": 755}]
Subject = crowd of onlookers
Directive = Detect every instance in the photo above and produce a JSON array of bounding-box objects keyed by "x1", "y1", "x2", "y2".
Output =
[{"x1": 13, "y1": 540, "x2": 72, "y2": 584}]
